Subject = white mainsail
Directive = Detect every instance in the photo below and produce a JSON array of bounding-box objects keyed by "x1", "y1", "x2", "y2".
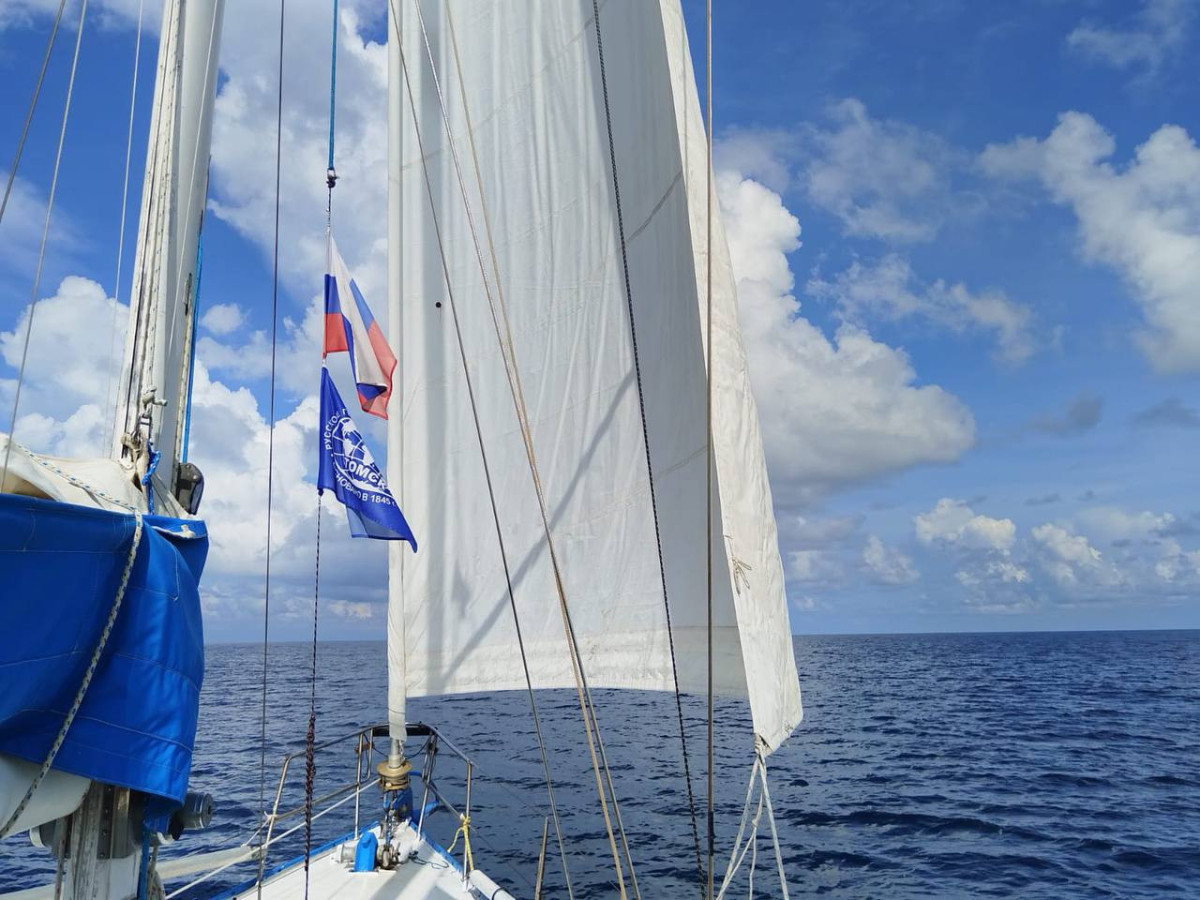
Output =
[{"x1": 387, "y1": 0, "x2": 801, "y2": 755}]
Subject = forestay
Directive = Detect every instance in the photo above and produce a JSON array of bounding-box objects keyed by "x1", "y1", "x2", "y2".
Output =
[{"x1": 387, "y1": 0, "x2": 801, "y2": 754}]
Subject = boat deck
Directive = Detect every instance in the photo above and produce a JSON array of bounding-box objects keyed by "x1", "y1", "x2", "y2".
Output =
[{"x1": 229, "y1": 822, "x2": 505, "y2": 900}]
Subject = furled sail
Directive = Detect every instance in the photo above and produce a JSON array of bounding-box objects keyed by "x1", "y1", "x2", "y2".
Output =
[
  {"x1": 0, "y1": 0, "x2": 222, "y2": 842},
  {"x1": 387, "y1": 0, "x2": 801, "y2": 754},
  {"x1": 113, "y1": 0, "x2": 224, "y2": 495}
]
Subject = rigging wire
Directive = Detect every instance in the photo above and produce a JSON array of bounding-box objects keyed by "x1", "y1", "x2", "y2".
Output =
[
  {"x1": 256, "y1": 0, "x2": 287, "y2": 894},
  {"x1": 117, "y1": 4, "x2": 177, "y2": 458},
  {"x1": 0, "y1": 0, "x2": 68, "y2": 229},
  {"x1": 390, "y1": 3, "x2": 612, "y2": 895},
  {"x1": 302, "y1": 8, "x2": 338, "y2": 891},
  {"x1": 587, "y1": 0, "x2": 705, "y2": 887},
  {"x1": 404, "y1": 2, "x2": 637, "y2": 894},
  {"x1": 390, "y1": 3, "x2": 591, "y2": 891},
  {"x1": 705, "y1": 5, "x2": 716, "y2": 898},
  {"x1": 1, "y1": 0, "x2": 90, "y2": 486},
  {"x1": 439, "y1": 5, "x2": 582, "y2": 894},
  {"x1": 164, "y1": 2, "x2": 222, "y2": 468},
  {"x1": 104, "y1": 0, "x2": 147, "y2": 455}
]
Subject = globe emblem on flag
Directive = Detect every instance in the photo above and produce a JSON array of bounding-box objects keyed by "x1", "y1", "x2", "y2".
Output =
[{"x1": 323, "y1": 408, "x2": 390, "y2": 501}]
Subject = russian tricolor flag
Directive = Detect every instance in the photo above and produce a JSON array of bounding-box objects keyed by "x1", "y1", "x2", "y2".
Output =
[{"x1": 324, "y1": 236, "x2": 397, "y2": 419}]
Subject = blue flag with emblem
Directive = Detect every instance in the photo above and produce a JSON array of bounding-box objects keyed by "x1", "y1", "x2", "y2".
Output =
[{"x1": 318, "y1": 367, "x2": 417, "y2": 548}]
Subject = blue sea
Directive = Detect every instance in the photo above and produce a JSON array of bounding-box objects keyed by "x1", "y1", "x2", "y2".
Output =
[{"x1": 2, "y1": 631, "x2": 1198, "y2": 897}]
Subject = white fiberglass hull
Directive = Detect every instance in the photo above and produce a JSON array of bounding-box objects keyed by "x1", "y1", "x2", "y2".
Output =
[{"x1": 228, "y1": 822, "x2": 514, "y2": 900}]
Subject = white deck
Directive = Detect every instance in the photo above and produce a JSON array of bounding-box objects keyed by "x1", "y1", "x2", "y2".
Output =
[{"x1": 233, "y1": 823, "x2": 511, "y2": 900}]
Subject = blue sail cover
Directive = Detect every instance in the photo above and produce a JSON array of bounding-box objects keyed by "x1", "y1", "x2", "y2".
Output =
[{"x1": 0, "y1": 493, "x2": 208, "y2": 804}]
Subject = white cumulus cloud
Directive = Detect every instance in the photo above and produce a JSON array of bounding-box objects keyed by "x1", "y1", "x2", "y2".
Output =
[
  {"x1": 982, "y1": 112, "x2": 1200, "y2": 373},
  {"x1": 808, "y1": 253, "x2": 1036, "y2": 364},
  {"x1": 720, "y1": 171, "x2": 975, "y2": 501},
  {"x1": 200, "y1": 302, "x2": 246, "y2": 336},
  {"x1": 863, "y1": 534, "x2": 918, "y2": 585},
  {"x1": 1031, "y1": 523, "x2": 1124, "y2": 590},
  {"x1": 0, "y1": 276, "x2": 125, "y2": 456},
  {"x1": 1067, "y1": 0, "x2": 1194, "y2": 76},
  {"x1": 914, "y1": 498, "x2": 1017, "y2": 553},
  {"x1": 801, "y1": 99, "x2": 975, "y2": 243}
]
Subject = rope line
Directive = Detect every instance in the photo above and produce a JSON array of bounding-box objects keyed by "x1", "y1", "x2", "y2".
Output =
[
  {"x1": 0, "y1": 0, "x2": 68, "y2": 229},
  {"x1": 2, "y1": 0, "x2": 90, "y2": 487},
  {"x1": 164, "y1": 3, "x2": 222, "y2": 471},
  {"x1": 5, "y1": 440, "x2": 139, "y2": 511},
  {"x1": 103, "y1": 0, "x2": 146, "y2": 456},
  {"x1": 440, "y1": 5, "x2": 584, "y2": 894},
  {"x1": 588, "y1": 0, "x2": 705, "y2": 886},
  {"x1": 704, "y1": 5, "x2": 717, "y2": 899},
  {"x1": 257, "y1": 1, "x2": 287, "y2": 894},
  {"x1": 0, "y1": 511, "x2": 144, "y2": 839},
  {"x1": 447, "y1": 814, "x2": 475, "y2": 874},
  {"x1": 405, "y1": 2, "x2": 639, "y2": 893},
  {"x1": 391, "y1": 6, "x2": 608, "y2": 894},
  {"x1": 305, "y1": 17, "x2": 336, "y2": 889},
  {"x1": 302, "y1": 493, "x2": 321, "y2": 900},
  {"x1": 715, "y1": 750, "x2": 790, "y2": 900},
  {"x1": 116, "y1": 2, "x2": 177, "y2": 455},
  {"x1": 406, "y1": 3, "x2": 642, "y2": 894}
]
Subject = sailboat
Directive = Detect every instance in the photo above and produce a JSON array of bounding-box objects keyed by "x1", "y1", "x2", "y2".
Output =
[
  {"x1": 0, "y1": 0, "x2": 223, "y2": 896},
  {"x1": 1, "y1": 0, "x2": 802, "y2": 897}
]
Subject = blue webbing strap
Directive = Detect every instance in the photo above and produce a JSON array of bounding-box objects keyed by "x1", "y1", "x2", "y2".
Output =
[{"x1": 327, "y1": 0, "x2": 339, "y2": 175}]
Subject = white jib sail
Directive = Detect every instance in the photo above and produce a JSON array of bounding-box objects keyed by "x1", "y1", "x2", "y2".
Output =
[{"x1": 386, "y1": 0, "x2": 801, "y2": 755}]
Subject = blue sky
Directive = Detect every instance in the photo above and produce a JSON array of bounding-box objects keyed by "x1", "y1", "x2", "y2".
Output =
[{"x1": 2, "y1": 0, "x2": 1199, "y2": 639}]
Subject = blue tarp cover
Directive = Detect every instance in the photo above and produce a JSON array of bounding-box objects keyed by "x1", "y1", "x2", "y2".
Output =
[{"x1": 0, "y1": 493, "x2": 208, "y2": 804}]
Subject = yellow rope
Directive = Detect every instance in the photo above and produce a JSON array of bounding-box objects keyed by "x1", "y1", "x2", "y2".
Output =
[{"x1": 446, "y1": 814, "x2": 474, "y2": 874}]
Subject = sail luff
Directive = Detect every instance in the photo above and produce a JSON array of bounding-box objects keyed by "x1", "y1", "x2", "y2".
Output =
[{"x1": 659, "y1": 1, "x2": 802, "y2": 754}]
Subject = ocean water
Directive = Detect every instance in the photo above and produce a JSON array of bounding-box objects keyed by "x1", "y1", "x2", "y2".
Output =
[{"x1": 2, "y1": 630, "x2": 1197, "y2": 897}]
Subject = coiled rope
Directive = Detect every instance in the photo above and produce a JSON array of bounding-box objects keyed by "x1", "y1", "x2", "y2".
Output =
[
  {"x1": 447, "y1": 814, "x2": 475, "y2": 875},
  {"x1": 0, "y1": 510, "x2": 145, "y2": 839}
]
